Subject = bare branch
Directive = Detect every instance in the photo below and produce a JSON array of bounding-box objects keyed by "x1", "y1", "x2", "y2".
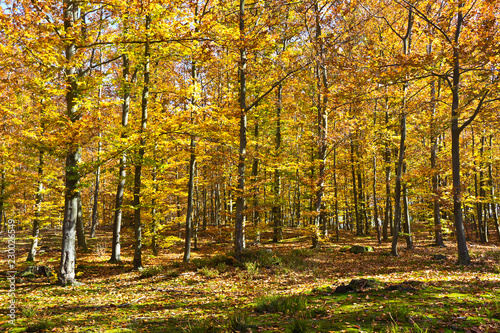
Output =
[
  {"x1": 396, "y1": 0, "x2": 453, "y2": 45},
  {"x1": 459, "y1": 89, "x2": 489, "y2": 133},
  {"x1": 245, "y1": 61, "x2": 312, "y2": 112}
]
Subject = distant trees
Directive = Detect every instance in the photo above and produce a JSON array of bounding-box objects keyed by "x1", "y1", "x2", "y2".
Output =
[{"x1": 0, "y1": 0, "x2": 499, "y2": 275}]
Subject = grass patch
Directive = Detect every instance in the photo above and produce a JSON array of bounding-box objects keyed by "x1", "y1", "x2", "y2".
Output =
[
  {"x1": 286, "y1": 319, "x2": 311, "y2": 333},
  {"x1": 244, "y1": 261, "x2": 259, "y2": 278},
  {"x1": 198, "y1": 266, "x2": 219, "y2": 278},
  {"x1": 255, "y1": 295, "x2": 307, "y2": 314},
  {"x1": 139, "y1": 265, "x2": 164, "y2": 278},
  {"x1": 26, "y1": 319, "x2": 55, "y2": 332},
  {"x1": 239, "y1": 248, "x2": 282, "y2": 268},
  {"x1": 227, "y1": 313, "x2": 256, "y2": 332}
]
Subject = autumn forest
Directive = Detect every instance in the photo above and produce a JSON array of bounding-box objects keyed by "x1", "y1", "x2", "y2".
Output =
[{"x1": 1, "y1": 0, "x2": 500, "y2": 332}]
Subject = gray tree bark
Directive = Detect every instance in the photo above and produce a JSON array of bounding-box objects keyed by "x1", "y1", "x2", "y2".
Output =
[
  {"x1": 58, "y1": 0, "x2": 81, "y2": 286},
  {"x1": 28, "y1": 150, "x2": 44, "y2": 261}
]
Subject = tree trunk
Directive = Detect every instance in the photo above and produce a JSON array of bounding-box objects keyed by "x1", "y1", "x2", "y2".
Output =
[
  {"x1": 90, "y1": 128, "x2": 101, "y2": 238},
  {"x1": 313, "y1": 0, "x2": 328, "y2": 247},
  {"x1": 184, "y1": 136, "x2": 196, "y2": 262},
  {"x1": 430, "y1": 75, "x2": 445, "y2": 247},
  {"x1": 391, "y1": 111, "x2": 406, "y2": 256},
  {"x1": 133, "y1": 15, "x2": 151, "y2": 270},
  {"x1": 76, "y1": 191, "x2": 88, "y2": 251},
  {"x1": 151, "y1": 147, "x2": 158, "y2": 256},
  {"x1": 273, "y1": 83, "x2": 283, "y2": 243},
  {"x1": 383, "y1": 103, "x2": 391, "y2": 242},
  {"x1": 251, "y1": 116, "x2": 260, "y2": 243},
  {"x1": 391, "y1": 7, "x2": 413, "y2": 257},
  {"x1": 373, "y1": 104, "x2": 381, "y2": 244},
  {"x1": 351, "y1": 136, "x2": 361, "y2": 236},
  {"x1": 334, "y1": 145, "x2": 340, "y2": 242},
  {"x1": 184, "y1": 53, "x2": 198, "y2": 262},
  {"x1": 357, "y1": 171, "x2": 365, "y2": 234},
  {"x1": 234, "y1": 0, "x2": 247, "y2": 255},
  {"x1": 58, "y1": 0, "x2": 81, "y2": 286},
  {"x1": 450, "y1": 4, "x2": 470, "y2": 265},
  {"x1": 402, "y1": 165, "x2": 413, "y2": 249},
  {"x1": 90, "y1": 80, "x2": 102, "y2": 239},
  {"x1": 28, "y1": 150, "x2": 44, "y2": 262},
  {"x1": 0, "y1": 166, "x2": 4, "y2": 233},
  {"x1": 176, "y1": 168, "x2": 182, "y2": 238},
  {"x1": 488, "y1": 135, "x2": 500, "y2": 240},
  {"x1": 479, "y1": 134, "x2": 487, "y2": 242},
  {"x1": 109, "y1": 53, "x2": 132, "y2": 263}
]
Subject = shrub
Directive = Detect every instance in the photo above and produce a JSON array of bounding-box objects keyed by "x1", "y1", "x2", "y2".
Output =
[
  {"x1": 139, "y1": 265, "x2": 163, "y2": 278},
  {"x1": 286, "y1": 319, "x2": 310, "y2": 333},
  {"x1": 184, "y1": 320, "x2": 220, "y2": 333},
  {"x1": 255, "y1": 295, "x2": 307, "y2": 314},
  {"x1": 199, "y1": 266, "x2": 219, "y2": 278},
  {"x1": 228, "y1": 313, "x2": 254, "y2": 332},
  {"x1": 26, "y1": 320, "x2": 55, "y2": 332},
  {"x1": 22, "y1": 306, "x2": 36, "y2": 318},
  {"x1": 245, "y1": 261, "x2": 259, "y2": 278},
  {"x1": 239, "y1": 249, "x2": 281, "y2": 268}
]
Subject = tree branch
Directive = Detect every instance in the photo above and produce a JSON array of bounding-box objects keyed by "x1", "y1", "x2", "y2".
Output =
[
  {"x1": 459, "y1": 89, "x2": 489, "y2": 134},
  {"x1": 245, "y1": 61, "x2": 312, "y2": 112},
  {"x1": 79, "y1": 55, "x2": 122, "y2": 76},
  {"x1": 396, "y1": 0, "x2": 453, "y2": 45}
]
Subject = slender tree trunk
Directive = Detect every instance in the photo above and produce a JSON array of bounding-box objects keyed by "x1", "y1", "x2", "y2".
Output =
[
  {"x1": 202, "y1": 182, "x2": 207, "y2": 231},
  {"x1": 90, "y1": 81, "x2": 102, "y2": 238},
  {"x1": 58, "y1": 0, "x2": 81, "y2": 286},
  {"x1": 176, "y1": 168, "x2": 182, "y2": 238},
  {"x1": 479, "y1": 134, "x2": 487, "y2": 242},
  {"x1": 151, "y1": 147, "x2": 158, "y2": 256},
  {"x1": 312, "y1": 0, "x2": 328, "y2": 247},
  {"x1": 334, "y1": 145, "x2": 340, "y2": 242},
  {"x1": 109, "y1": 53, "x2": 132, "y2": 263},
  {"x1": 357, "y1": 170, "x2": 365, "y2": 235},
  {"x1": 76, "y1": 191, "x2": 88, "y2": 251},
  {"x1": 351, "y1": 136, "x2": 361, "y2": 236},
  {"x1": 28, "y1": 150, "x2": 44, "y2": 261},
  {"x1": 0, "y1": 165, "x2": 4, "y2": 234},
  {"x1": 184, "y1": 136, "x2": 196, "y2": 262},
  {"x1": 391, "y1": 110, "x2": 405, "y2": 256},
  {"x1": 273, "y1": 83, "x2": 283, "y2": 243},
  {"x1": 184, "y1": 54, "x2": 198, "y2": 262},
  {"x1": 133, "y1": 15, "x2": 151, "y2": 270},
  {"x1": 234, "y1": 0, "x2": 247, "y2": 255},
  {"x1": 430, "y1": 76, "x2": 445, "y2": 247},
  {"x1": 296, "y1": 168, "x2": 301, "y2": 227},
  {"x1": 252, "y1": 116, "x2": 260, "y2": 243},
  {"x1": 383, "y1": 103, "x2": 391, "y2": 242},
  {"x1": 472, "y1": 128, "x2": 479, "y2": 238},
  {"x1": 488, "y1": 135, "x2": 500, "y2": 240},
  {"x1": 402, "y1": 164, "x2": 413, "y2": 249},
  {"x1": 90, "y1": 126, "x2": 101, "y2": 238},
  {"x1": 391, "y1": 7, "x2": 413, "y2": 257},
  {"x1": 450, "y1": 3, "x2": 470, "y2": 265},
  {"x1": 373, "y1": 105, "x2": 381, "y2": 244}
]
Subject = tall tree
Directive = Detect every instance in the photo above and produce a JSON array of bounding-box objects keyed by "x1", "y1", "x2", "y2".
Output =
[
  {"x1": 58, "y1": 0, "x2": 83, "y2": 286},
  {"x1": 391, "y1": 5, "x2": 413, "y2": 257},
  {"x1": 133, "y1": 14, "x2": 151, "y2": 270}
]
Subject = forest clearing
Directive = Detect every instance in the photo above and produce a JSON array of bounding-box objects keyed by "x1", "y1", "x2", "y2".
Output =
[{"x1": 2, "y1": 228, "x2": 500, "y2": 332}]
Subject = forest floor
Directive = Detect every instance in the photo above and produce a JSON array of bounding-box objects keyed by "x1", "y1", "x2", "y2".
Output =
[{"x1": 1, "y1": 226, "x2": 500, "y2": 332}]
